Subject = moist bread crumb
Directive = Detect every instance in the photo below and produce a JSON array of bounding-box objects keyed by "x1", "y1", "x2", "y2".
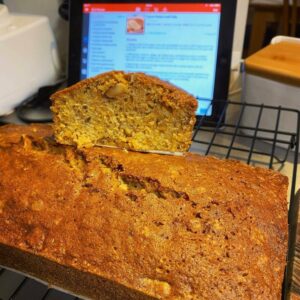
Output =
[
  {"x1": 0, "y1": 124, "x2": 288, "y2": 300},
  {"x1": 50, "y1": 71, "x2": 197, "y2": 152}
]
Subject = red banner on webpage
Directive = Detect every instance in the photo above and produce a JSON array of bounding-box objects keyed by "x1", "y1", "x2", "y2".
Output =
[{"x1": 83, "y1": 3, "x2": 221, "y2": 13}]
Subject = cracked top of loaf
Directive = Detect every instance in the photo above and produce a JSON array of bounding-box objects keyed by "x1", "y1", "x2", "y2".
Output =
[{"x1": 0, "y1": 124, "x2": 288, "y2": 299}]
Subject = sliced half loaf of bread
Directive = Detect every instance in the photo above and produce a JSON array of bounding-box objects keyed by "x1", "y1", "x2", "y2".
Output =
[{"x1": 50, "y1": 71, "x2": 197, "y2": 152}]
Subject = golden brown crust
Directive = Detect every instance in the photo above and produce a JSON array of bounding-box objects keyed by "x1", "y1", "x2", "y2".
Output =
[
  {"x1": 0, "y1": 244, "x2": 155, "y2": 300},
  {"x1": 0, "y1": 124, "x2": 288, "y2": 299}
]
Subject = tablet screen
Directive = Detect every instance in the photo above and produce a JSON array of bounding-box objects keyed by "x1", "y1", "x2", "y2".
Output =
[{"x1": 80, "y1": 3, "x2": 221, "y2": 116}]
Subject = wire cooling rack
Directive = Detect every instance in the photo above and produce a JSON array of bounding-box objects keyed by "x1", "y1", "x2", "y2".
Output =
[{"x1": 0, "y1": 100, "x2": 299, "y2": 300}]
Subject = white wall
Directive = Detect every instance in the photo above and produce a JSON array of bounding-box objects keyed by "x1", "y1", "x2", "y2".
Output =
[
  {"x1": 232, "y1": 0, "x2": 249, "y2": 69},
  {"x1": 228, "y1": 0, "x2": 249, "y2": 103}
]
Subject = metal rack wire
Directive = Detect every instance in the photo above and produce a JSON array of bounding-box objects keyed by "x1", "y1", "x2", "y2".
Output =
[{"x1": 0, "y1": 100, "x2": 299, "y2": 300}]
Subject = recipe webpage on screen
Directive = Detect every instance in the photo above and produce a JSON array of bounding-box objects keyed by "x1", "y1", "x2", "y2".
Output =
[{"x1": 81, "y1": 3, "x2": 221, "y2": 115}]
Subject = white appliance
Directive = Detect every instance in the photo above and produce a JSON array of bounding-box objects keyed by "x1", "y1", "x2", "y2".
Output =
[{"x1": 0, "y1": 4, "x2": 61, "y2": 115}]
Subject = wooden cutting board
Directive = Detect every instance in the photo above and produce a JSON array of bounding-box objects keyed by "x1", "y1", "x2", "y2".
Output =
[{"x1": 245, "y1": 42, "x2": 300, "y2": 87}]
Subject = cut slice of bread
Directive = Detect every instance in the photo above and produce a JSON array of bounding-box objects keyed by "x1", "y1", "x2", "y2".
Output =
[{"x1": 50, "y1": 71, "x2": 197, "y2": 152}]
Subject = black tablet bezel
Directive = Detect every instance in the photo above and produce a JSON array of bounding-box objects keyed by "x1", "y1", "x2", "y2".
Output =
[{"x1": 68, "y1": 0, "x2": 237, "y2": 124}]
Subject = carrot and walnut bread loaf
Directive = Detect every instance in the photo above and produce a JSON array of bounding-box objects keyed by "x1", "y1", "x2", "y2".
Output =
[
  {"x1": 0, "y1": 124, "x2": 288, "y2": 300},
  {"x1": 50, "y1": 71, "x2": 197, "y2": 152}
]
